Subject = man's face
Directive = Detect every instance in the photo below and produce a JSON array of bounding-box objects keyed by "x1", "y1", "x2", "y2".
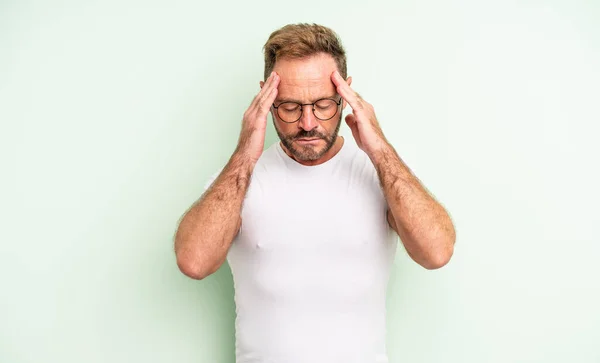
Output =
[{"x1": 261, "y1": 53, "x2": 350, "y2": 164}]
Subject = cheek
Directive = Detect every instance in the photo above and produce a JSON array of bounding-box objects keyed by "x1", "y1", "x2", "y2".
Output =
[
  {"x1": 323, "y1": 119, "x2": 341, "y2": 133},
  {"x1": 273, "y1": 118, "x2": 297, "y2": 133}
]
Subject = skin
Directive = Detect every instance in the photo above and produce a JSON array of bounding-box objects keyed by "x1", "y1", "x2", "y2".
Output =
[
  {"x1": 173, "y1": 72, "x2": 280, "y2": 279},
  {"x1": 330, "y1": 70, "x2": 456, "y2": 269},
  {"x1": 260, "y1": 53, "x2": 351, "y2": 166},
  {"x1": 174, "y1": 53, "x2": 455, "y2": 279}
]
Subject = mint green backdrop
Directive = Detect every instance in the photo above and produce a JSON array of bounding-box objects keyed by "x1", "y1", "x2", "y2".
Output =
[{"x1": 2, "y1": 1, "x2": 599, "y2": 362}]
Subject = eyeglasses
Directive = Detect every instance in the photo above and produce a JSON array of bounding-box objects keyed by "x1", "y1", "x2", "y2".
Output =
[{"x1": 272, "y1": 97, "x2": 342, "y2": 123}]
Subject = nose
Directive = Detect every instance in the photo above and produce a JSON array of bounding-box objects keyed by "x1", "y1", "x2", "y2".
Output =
[{"x1": 298, "y1": 105, "x2": 318, "y2": 131}]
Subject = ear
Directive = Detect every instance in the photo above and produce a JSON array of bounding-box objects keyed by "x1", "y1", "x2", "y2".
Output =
[{"x1": 260, "y1": 81, "x2": 265, "y2": 89}]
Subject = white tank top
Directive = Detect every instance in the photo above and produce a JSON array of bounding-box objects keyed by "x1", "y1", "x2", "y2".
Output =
[{"x1": 210, "y1": 138, "x2": 397, "y2": 363}]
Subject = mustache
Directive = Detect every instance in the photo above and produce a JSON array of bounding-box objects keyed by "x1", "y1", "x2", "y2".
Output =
[{"x1": 292, "y1": 130, "x2": 327, "y2": 140}]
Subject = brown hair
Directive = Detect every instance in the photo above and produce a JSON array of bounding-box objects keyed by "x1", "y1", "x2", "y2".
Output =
[{"x1": 263, "y1": 23, "x2": 347, "y2": 81}]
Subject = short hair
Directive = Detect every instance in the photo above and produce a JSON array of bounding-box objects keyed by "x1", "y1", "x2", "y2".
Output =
[{"x1": 262, "y1": 23, "x2": 347, "y2": 81}]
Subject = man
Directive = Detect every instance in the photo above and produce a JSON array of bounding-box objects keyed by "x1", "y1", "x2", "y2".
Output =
[{"x1": 174, "y1": 23, "x2": 455, "y2": 363}]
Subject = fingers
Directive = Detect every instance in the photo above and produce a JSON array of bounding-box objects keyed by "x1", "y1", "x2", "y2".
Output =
[
  {"x1": 255, "y1": 72, "x2": 280, "y2": 113},
  {"x1": 258, "y1": 86, "x2": 278, "y2": 117},
  {"x1": 331, "y1": 71, "x2": 363, "y2": 111}
]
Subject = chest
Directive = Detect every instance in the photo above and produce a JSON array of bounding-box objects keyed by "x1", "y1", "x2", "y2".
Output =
[
  {"x1": 238, "y1": 171, "x2": 390, "y2": 252},
  {"x1": 227, "y1": 168, "x2": 397, "y2": 303}
]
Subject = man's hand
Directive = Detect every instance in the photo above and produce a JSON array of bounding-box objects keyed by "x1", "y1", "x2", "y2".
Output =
[
  {"x1": 331, "y1": 71, "x2": 455, "y2": 269},
  {"x1": 331, "y1": 70, "x2": 388, "y2": 158},
  {"x1": 236, "y1": 72, "x2": 280, "y2": 164}
]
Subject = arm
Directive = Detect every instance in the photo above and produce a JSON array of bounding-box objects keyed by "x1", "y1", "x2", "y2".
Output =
[
  {"x1": 174, "y1": 154, "x2": 252, "y2": 279},
  {"x1": 174, "y1": 72, "x2": 280, "y2": 279},
  {"x1": 331, "y1": 71, "x2": 455, "y2": 269},
  {"x1": 372, "y1": 144, "x2": 455, "y2": 269}
]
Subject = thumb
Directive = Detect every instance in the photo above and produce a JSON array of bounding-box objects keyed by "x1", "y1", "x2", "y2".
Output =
[
  {"x1": 345, "y1": 113, "x2": 358, "y2": 129},
  {"x1": 345, "y1": 114, "x2": 360, "y2": 144},
  {"x1": 345, "y1": 113, "x2": 356, "y2": 125}
]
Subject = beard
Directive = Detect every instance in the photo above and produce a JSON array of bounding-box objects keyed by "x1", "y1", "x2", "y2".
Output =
[{"x1": 273, "y1": 115, "x2": 342, "y2": 161}]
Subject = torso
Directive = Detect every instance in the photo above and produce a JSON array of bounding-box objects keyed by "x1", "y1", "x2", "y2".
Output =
[{"x1": 227, "y1": 138, "x2": 397, "y2": 363}]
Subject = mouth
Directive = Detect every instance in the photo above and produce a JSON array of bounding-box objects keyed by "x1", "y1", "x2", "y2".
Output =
[{"x1": 295, "y1": 138, "x2": 322, "y2": 145}]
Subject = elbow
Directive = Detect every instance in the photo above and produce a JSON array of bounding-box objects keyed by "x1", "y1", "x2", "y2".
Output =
[
  {"x1": 424, "y1": 244, "x2": 454, "y2": 270},
  {"x1": 421, "y1": 235, "x2": 455, "y2": 270},
  {"x1": 424, "y1": 225, "x2": 456, "y2": 270},
  {"x1": 175, "y1": 251, "x2": 216, "y2": 280}
]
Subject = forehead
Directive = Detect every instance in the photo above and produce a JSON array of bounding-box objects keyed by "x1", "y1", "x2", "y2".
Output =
[{"x1": 272, "y1": 53, "x2": 338, "y2": 102}]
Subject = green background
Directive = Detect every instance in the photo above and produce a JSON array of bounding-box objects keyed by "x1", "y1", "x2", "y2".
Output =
[{"x1": 2, "y1": 0, "x2": 599, "y2": 362}]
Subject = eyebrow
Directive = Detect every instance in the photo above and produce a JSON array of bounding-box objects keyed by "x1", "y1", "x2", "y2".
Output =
[{"x1": 274, "y1": 94, "x2": 338, "y2": 104}]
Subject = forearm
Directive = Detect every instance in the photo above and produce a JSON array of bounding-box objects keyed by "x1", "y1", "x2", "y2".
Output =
[
  {"x1": 370, "y1": 143, "x2": 455, "y2": 269},
  {"x1": 174, "y1": 152, "x2": 254, "y2": 279}
]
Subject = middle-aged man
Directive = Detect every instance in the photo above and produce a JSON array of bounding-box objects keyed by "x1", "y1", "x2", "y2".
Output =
[{"x1": 174, "y1": 23, "x2": 456, "y2": 363}]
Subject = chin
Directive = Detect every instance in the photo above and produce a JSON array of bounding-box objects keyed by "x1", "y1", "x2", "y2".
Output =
[{"x1": 291, "y1": 145, "x2": 327, "y2": 161}]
